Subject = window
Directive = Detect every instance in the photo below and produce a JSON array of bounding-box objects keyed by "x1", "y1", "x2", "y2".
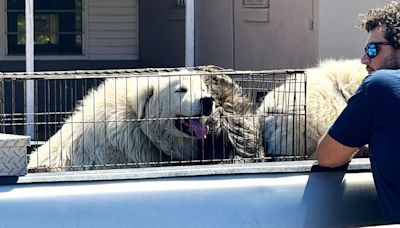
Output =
[{"x1": 6, "y1": 0, "x2": 83, "y2": 55}]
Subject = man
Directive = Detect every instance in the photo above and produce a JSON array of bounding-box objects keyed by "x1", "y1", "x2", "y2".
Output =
[{"x1": 316, "y1": 1, "x2": 400, "y2": 224}]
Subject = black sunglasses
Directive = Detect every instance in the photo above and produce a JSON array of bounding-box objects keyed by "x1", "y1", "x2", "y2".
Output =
[{"x1": 364, "y1": 42, "x2": 393, "y2": 58}]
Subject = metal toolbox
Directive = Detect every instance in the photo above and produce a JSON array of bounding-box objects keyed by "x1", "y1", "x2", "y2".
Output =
[{"x1": 0, "y1": 134, "x2": 30, "y2": 176}]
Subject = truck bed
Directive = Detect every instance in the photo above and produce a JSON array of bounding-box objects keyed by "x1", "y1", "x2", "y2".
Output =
[{"x1": 0, "y1": 159, "x2": 386, "y2": 228}]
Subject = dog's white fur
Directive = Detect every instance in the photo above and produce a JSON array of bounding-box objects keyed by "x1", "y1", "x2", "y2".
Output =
[
  {"x1": 28, "y1": 74, "x2": 212, "y2": 169},
  {"x1": 258, "y1": 59, "x2": 368, "y2": 159}
]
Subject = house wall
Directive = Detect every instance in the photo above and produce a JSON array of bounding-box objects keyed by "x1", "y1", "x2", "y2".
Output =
[
  {"x1": 138, "y1": 0, "x2": 186, "y2": 68},
  {"x1": 140, "y1": 0, "x2": 319, "y2": 70},
  {"x1": 0, "y1": 0, "x2": 139, "y2": 72},
  {"x1": 196, "y1": 0, "x2": 319, "y2": 70},
  {"x1": 319, "y1": 0, "x2": 388, "y2": 60},
  {"x1": 87, "y1": 0, "x2": 139, "y2": 60},
  {"x1": 0, "y1": 0, "x2": 390, "y2": 72},
  {"x1": 195, "y1": 0, "x2": 234, "y2": 69},
  {"x1": 237, "y1": 0, "x2": 318, "y2": 70}
]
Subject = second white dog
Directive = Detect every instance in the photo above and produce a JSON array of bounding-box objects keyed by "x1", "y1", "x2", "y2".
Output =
[{"x1": 258, "y1": 59, "x2": 368, "y2": 159}]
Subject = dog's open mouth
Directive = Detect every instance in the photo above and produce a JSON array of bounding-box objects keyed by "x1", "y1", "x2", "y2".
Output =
[{"x1": 175, "y1": 115, "x2": 209, "y2": 139}]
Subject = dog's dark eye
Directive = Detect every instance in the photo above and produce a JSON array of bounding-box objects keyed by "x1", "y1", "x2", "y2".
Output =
[{"x1": 175, "y1": 87, "x2": 187, "y2": 93}]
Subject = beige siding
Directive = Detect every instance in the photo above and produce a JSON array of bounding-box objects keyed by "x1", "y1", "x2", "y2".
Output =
[{"x1": 87, "y1": 0, "x2": 139, "y2": 60}]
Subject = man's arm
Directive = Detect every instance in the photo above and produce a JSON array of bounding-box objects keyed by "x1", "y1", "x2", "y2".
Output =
[{"x1": 316, "y1": 133, "x2": 360, "y2": 168}]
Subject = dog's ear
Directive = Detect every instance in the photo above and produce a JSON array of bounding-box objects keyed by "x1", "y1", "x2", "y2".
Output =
[{"x1": 136, "y1": 78, "x2": 155, "y2": 120}]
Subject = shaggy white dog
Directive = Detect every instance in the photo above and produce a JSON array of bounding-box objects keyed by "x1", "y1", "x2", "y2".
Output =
[
  {"x1": 28, "y1": 73, "x2": 214, "y2": 169},
  {"x1": 258, "y1": 59, "x2": 368, "y2": 159}
]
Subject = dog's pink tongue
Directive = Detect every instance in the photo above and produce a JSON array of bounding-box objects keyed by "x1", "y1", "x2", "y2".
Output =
[{"x1": 187, "y1": 119, "x2": 209, "y2": 139}]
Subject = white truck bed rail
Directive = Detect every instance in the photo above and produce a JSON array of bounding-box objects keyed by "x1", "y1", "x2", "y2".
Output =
[{"x1": 0, "y1": 159, "x2": 386, "y2": 228}]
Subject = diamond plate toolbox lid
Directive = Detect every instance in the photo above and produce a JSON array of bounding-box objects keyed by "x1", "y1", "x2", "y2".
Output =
[{"x1": 0, "y1": 133, "x2": 30, "y2": 176}]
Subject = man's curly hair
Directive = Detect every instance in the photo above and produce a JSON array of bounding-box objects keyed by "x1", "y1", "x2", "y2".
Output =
[{"x1": 359, "y1": 1, "x2": 400, "y2": 49}]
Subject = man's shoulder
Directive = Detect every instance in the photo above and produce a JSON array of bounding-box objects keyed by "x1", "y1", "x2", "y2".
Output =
[
  {"x1": 362, "y1": 69, "x2": 400, "y2": 91},
  {"x1": 368, "y1": 69, "x2": 400, "y2": 82}
]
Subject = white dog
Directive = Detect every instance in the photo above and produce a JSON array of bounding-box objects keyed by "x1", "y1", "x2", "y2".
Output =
[
  {"x1": 28, "y1": 73, "x2": 214, "y2": 170},
  {"x1": 258, "y1": 59, "x2": 368, "y2": 159}
]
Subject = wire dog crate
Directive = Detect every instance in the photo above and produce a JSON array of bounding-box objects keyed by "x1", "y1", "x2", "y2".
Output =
[
  {"x1": 0, "y1": 66, "x2": 306, "y2": 172},
  {"x1": 229, "y1": 69, "x2": 307, "y2": 161}
]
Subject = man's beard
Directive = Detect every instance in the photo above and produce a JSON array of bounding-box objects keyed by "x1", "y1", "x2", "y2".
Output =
[
  {"x1": 367, "y1": 51, "x2": 400, "y2": 74},
  {"x1": 381, "y1": 50, "x2": 400, "y2": 70}
]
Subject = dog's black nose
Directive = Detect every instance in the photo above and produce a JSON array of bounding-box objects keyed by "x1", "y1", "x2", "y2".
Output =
[{"x1": 200, "y1": 97, "x2": 214, "y2": 116}]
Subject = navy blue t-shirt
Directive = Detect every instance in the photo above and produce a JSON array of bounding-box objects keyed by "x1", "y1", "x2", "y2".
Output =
[{"x1": 329, "y1": 69, "x2": 400, "y2": 223}]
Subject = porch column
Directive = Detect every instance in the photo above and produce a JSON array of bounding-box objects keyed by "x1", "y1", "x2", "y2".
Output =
[
  {"x1": 185, "y1": 0, "x2": 195, "y2": 67},
  {"x1": 25, "y1": 0, "x2": 34, "y2": 138}
]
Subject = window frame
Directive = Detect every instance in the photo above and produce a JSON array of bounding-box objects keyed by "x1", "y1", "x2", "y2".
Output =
[{"x1": 4, "y1": 0, "x2": 88, "y2": 60}]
